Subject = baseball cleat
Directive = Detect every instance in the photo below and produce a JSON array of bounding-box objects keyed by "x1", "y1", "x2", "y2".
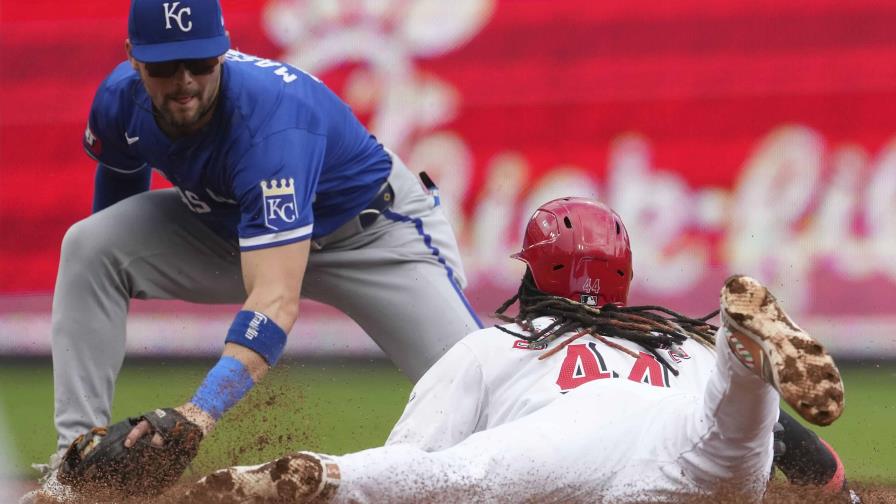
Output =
[
  {"x1": 815, "y1": 438, "x2": 859, "y2": 500},
  {"x1": 720, "y1": 275, "x2": 844, "y2": 426},
  {"x1": 184, "y1": 451, "x2": 340, "y2": 503},
  {"x1": 20, "y1": 452, "x2": 75, "y2": 504},
  {"x1": 18, "y1": 472, "x2": 75, "y2": 504}
]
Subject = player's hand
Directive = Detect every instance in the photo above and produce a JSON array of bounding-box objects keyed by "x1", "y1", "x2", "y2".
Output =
[
  {"x1": 124, "y1": 418, "x2": 164, "y2": 448},
  {"x1": 60, "y1": 408, "x2": 205, "y2": 497},
  {"x1": 124, "y1": 403, "x2": 216, "y2": 448}
]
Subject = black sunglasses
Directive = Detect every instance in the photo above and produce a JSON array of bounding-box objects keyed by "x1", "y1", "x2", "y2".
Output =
[{"x1": 144, "y1": 57, "x2": 220, "y2": 78}]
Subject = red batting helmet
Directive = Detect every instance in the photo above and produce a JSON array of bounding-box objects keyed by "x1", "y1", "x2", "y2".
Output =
[{"x1": 513, "y1": 197, "x2": 633, "y2": 306}]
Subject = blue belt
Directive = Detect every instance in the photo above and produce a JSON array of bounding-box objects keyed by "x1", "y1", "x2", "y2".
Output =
[
  {"x1": 358, "y1": 182, "x2": 394, "y2": 228},
  {"x1": 312, "y1": 182, "x2": 394, "y2": 250}
]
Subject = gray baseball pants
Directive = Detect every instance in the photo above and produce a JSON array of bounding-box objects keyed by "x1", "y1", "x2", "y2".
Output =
[{"x1": 51, "y1": 154, "x2": 482, "y2": 450}]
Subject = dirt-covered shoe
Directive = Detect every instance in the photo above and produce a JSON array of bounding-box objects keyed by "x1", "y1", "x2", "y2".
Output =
[
  {"x1": 183, "y1": 451, "x2": 340, "y2": 503},
  {"x1": 19, "y1": 471, "x2": 76, "y2": 504},
  {"x1": 19, "y1": 452, "x2": 75, "y2": 504},
  {"x1": 773, "y1": 411, "x2": 861, "y2": 502},
  {"x1": 720, "y1": 275, "x2": 844, "y2": 426}
]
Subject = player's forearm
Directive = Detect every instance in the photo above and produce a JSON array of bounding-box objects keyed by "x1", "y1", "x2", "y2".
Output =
[
  {"x1": 239, "y1": 241, "x2": 307, "y2": 332},
  {"x1": 186, "y1": 350, "x2": 259, "y2": 429},
  {"x1": 183, "y1": 242, "x2": 308, "y2": 425},
  {"x1": 175, "y1": 402, "x2": 217, "y2": 436},
  {"x1": 92, "y1": 163, "x2": 151, "y2": 213},
  {"x1": 241, "y1": 290, "x2": 300, "y2": 334},
  {"x1": 179, "y1": 344, "x2": 269, "y2": 434},
  {"x1": 223, "y1": 341, "x2": 270, "y2": 382},
  {"x1": 185, "y1": 294, "x2": 298, "y2": 424}
]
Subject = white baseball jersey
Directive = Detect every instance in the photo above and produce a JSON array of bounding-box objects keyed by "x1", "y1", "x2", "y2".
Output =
[
  {"x1": 387, "y1": 316, "x2": 718, "y2": 451},
  {"x1": 329, "y1": 318, "x2": 778, "y2": 502}
]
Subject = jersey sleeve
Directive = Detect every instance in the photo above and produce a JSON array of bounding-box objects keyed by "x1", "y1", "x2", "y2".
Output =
[
  {"x1": 82, "y1": 76, "x2": 148, "y2": 173},
  {"x1": 231, "y1": 128, "x2": 327, "y2": 251},
  {"x1": 385, "y1": 341, "x2": 486, "y2": 451},
  {"x1": 92, "y1": 162, "x2": 151, "y2": 213}
]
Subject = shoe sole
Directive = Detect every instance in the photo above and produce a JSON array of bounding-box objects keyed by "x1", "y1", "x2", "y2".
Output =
[{"x1": 721, "y1": 275, "x2": 844, "y2": 426}]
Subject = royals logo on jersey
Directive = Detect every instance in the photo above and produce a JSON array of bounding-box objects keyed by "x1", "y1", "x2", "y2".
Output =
[{"x1": 260, "y1": 178, "x2": 298, "y2": 230}]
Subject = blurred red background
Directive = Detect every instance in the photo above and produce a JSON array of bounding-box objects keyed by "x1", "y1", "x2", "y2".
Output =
[{"x1": 2, "y1": 0, "x2": 895, "y2": 356}]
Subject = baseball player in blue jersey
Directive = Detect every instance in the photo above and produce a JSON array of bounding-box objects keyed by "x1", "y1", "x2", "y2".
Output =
[{"x1": 24, "y1": 0, "x2": 482, "y2": 500}]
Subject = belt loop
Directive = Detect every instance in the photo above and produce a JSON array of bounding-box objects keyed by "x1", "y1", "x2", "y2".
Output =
[{"x1": 419, "y1": 171, "x2": 440, "y2": 206}]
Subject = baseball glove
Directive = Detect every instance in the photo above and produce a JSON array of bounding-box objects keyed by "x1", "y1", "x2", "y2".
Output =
[{"x1": 57, "y1": 408, "x2": 203, "y2": 497}]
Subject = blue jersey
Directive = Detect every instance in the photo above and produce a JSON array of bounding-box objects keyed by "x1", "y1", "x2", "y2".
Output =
[{"x1": 82, "y1": 50, "x2": 392, "y2": 251}]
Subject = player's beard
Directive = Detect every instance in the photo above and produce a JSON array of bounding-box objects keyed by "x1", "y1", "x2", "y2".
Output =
[{"x1": 157, "y1": 85, "x2": 219, "y2": 136}]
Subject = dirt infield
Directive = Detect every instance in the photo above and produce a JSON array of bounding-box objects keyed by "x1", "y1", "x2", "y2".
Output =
[
  {"x1": 738, "y1": 483, "x2": 895, "y2": 504},
  {"x1": 15, "y1": 478, "x2": 896, "y2": 503}
]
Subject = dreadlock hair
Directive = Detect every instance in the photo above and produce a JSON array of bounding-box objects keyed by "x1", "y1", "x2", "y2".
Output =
[{"x1": 493, "y1": 270, "x2": 719, "y2": 376}]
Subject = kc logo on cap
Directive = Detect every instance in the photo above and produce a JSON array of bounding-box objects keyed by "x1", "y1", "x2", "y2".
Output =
[
  {"x1": 129, "y1": 0, "x2": 230, "y2": 62},
  {"x1": 163, "y1": 2, "x2": 193, "y2": 32}
]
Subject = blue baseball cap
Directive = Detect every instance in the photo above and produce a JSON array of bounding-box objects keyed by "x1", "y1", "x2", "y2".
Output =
[{"x1": 128, "y1": 0, "x2": 230, "y2": 62}]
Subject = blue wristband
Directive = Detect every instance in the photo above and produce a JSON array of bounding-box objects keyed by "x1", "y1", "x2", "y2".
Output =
[
  {"x1": 190, "y1": 356, "x2": 254, "y2": 420},
  {"x1": 224, "y1": 310, "x2": 288, "y2": 365}
]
